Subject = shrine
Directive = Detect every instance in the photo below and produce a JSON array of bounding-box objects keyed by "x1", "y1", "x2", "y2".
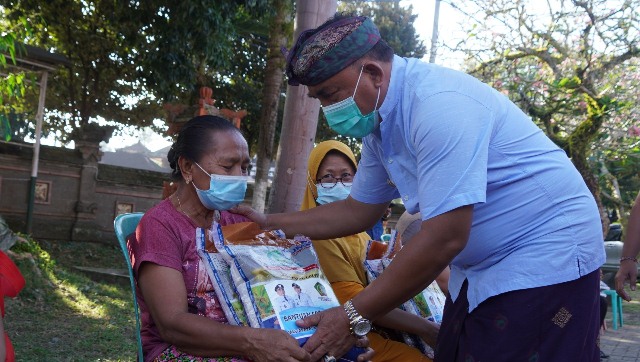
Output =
[
  {"x1": 161, "y1": 86, "x2": 248, "y2": 198},
  {"x1": 164, "y1": 86, "x2": 248, "y2": 136}
]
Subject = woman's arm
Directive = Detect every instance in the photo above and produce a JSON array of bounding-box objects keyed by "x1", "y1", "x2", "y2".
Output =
[{"x1": 138, "y1": 263, "x2": 310, "y2": 362}]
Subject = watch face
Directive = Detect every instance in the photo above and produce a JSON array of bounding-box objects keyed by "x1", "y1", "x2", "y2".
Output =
[{"x1": 353, "y1": 320, "x2": 372, "y2": 336}]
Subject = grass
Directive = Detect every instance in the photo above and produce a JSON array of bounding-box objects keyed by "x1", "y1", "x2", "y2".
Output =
[
  {"x1": 3, "y1": 236, "x2": 640, "y2": 361},
  {"x1": 4, "y1": 237, "x2": 137, "y2": 361}
]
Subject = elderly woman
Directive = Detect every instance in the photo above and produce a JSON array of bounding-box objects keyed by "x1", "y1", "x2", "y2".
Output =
[
  {"x1": 301, "y1": 140, "x2": 437, "y2": 361},
  {"x1": 128, "y1": 116, "x2": 373, "y2": 362}
]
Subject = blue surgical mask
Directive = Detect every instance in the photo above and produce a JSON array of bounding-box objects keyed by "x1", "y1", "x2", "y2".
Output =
[
  {"x1": 193, "y1": 162, "x2": 247, "y2": 210},
  {"x1": 322, "y1": 66, "x2": 381, "y2": 138},
  {"x1": 316, "y1": 183, "x2": 352, "y2": 205}
]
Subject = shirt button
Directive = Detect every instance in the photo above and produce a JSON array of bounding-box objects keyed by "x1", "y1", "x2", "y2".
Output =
[
  {"x1": 388, "y1": 159, "x2": 393, "y2": 164},
  {"x1": 403, "y1": 195, "x2": 409, "y2": 201}
]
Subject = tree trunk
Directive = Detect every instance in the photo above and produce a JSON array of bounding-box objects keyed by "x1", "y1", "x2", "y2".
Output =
[
  {"x1": 567, "y1": 97, "x2": 609, "y2": 237},
  {"x1": 251, "y1": 0, "x2": 292, "y2": 213},
  {"x1": 268, "y1": 0, "x2": 338, "y2": 213}
]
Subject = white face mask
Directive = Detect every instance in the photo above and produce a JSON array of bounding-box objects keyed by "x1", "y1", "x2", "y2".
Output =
[{"x1": 315, "y1": 183, "x2": 352, "y2": 205}]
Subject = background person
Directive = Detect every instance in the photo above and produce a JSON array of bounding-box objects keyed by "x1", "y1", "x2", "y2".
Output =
[
  {"x1": 235, "y1": 13, "x2": 605, "y2": 362},
  {"x1": 394, "y1": 211, "x2": 450, "y2": 297},
  {"x1": 301, "y1": 140, "x2": 437, "y2": 361},
  {"x1": 615, "y1": 191, "x2": 640, "y2": 301}
]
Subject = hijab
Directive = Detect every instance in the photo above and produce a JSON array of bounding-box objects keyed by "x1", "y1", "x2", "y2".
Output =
[
  {"x1": 301, "y1": 140, "x2": 358, "y2": 211},
  {"x1": 301, "y1": 140, "x2": 368, "y2": 285}
]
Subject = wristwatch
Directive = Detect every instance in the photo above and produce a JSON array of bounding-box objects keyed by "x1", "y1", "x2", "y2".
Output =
[{"x1": 343, "y1": 299, "x2": 372, "y2": 337}]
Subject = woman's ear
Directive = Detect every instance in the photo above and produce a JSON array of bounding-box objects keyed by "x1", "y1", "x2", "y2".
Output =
[{"x1": 178, "y1": 156, "x2": 194, "y2": 183}]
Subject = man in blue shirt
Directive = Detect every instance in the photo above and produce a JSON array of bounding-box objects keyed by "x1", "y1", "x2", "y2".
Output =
[{"x1": 235, "y1": 13, "x2": 605, "y2": 362}]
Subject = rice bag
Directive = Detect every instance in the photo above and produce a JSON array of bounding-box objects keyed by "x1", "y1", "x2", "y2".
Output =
[
  {"x1": 212, "y1": 221, "x2": 365, "y2": 362},
  {"x1": 195, "y1": 227, "x2": 249, "y2": 326}
]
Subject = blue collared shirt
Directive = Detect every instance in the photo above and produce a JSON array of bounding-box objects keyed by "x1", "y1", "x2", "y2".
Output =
[{"x1": 351, "y1": 55, "x2": 605, "y2": 311}]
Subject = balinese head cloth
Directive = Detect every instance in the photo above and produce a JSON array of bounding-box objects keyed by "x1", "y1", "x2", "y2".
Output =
[{"x1": 284, "y1": 16, "x2": 381, "y2": 86}]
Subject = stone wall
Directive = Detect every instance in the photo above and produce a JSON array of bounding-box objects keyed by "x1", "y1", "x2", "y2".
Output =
[
  {"x1": 0, "y1": 141, "x2": 166, "y2": 243},
  {"x1": 1, "y1": 140, "x2": 402, "y2": 244}
]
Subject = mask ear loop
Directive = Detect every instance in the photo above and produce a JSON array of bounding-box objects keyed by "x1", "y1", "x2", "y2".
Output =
[
  {"x1": 307, "y1": 171, "x2": 319, "y2": 200},
  {"x1": 354, "y1": 65, "x2": 380, "y2": 115},
  {"x1": 352, "y1": 65, "x2": 365, "y2": 99},
  {"x1": 374, "y1": 86, "x2": 381, "y2": 111}
]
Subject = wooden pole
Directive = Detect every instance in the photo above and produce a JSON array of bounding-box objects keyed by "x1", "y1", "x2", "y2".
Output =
[{"x1": 268, "y1": 0, "x2": 338, "y2": 213}]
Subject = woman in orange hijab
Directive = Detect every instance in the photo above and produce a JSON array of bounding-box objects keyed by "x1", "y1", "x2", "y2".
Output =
[
  {"x1": 302, "y1": 140, "x2": 437, "y2": 361},
  {"x1": 0, "y1": 250, "x2": 25, "y2": 362}
]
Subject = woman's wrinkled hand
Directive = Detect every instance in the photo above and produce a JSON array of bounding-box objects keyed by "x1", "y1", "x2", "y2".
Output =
[
  {"x1": 355, "y1": 337, "x2": 375, "y2": 362},
  {"x1": 615, "y1": 260, "x2": 638, "y2": 302},
  {"x1": 245, "y1": 328, "x2": 311, "y2": 362},
  {"x1": 230, "y1": 204, "x2": 269, "y2": 229}
]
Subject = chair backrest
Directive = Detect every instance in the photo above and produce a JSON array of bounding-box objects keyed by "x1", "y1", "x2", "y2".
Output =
[{"x1": 114, "y1": 212, "x2": 145, "y2": 362}]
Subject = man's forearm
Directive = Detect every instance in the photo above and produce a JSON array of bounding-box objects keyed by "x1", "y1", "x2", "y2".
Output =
[
  {"x1": 351, "y1": 205, "x2": 472, "y2": 322},
  {"x1": 267, "y1": 197, "x2": 388, "y2": 239}
]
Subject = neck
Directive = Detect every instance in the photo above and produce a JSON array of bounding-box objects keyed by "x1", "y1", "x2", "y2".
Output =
[{"x1": 172, "y1": 187, "x2": 214, "y2": 227}]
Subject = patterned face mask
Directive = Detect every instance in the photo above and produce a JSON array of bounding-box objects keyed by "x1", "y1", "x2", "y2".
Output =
[
  {"x1": 322, "y1": 66, "x2": 381, "y2": 138},
  {"x1": 192, "y1": 162, "x2": 247, "y2": 211}
]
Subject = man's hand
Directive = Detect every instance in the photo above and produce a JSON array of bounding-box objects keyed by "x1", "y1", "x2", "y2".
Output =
[
  {"x1": 230, "y1": 204, "x2": 269, "y2": 229},
  {"x1": 615, "y1": 261, "x2": 638, "y2": 301},
  {"x1": 296, "y1": 307, "x2": 354, "y2": 361}
]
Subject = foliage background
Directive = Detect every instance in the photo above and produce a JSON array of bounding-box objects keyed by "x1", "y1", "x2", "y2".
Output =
[{"x1": 2, "y1": 0, "x2": 640, "y2": 221}]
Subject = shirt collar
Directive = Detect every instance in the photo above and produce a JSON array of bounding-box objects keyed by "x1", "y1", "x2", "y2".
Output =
[{"x1": 378, "y1": 55, "x2": 405, "y2": 122}]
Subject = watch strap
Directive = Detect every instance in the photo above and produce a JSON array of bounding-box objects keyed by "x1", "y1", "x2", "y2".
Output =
[{"x1": 343, "y1": 299, "x2": 370, "y2": 336}]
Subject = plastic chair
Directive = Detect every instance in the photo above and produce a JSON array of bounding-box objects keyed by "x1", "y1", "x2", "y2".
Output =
[
  {"x1": 602, "y1": 289, "x2": 624, "y2": 330},
  {"x1": 114, "y1": 212, "x2": 145, "y2": 361}
]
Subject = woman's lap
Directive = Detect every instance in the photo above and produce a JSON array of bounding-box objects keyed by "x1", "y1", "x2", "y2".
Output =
[{"x1": 154, "y1": 345, "x2": 248, "y2": 362}]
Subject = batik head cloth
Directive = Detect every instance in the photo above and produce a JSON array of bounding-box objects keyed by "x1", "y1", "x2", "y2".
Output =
[{"x1": 284, "y1": 16, "x2": 381, "y2": 86}]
